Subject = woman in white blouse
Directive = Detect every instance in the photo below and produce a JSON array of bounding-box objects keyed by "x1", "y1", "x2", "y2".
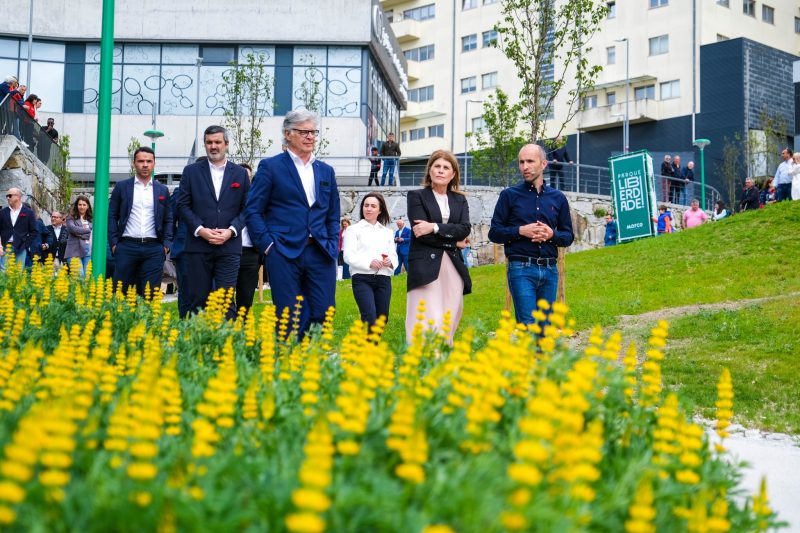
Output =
[
  {"x1": 790, "y1": 152, "x2": 800, "y2": 201},
  {"x1": 342, "y1": 192, "x2": 397, "y2": 330}
]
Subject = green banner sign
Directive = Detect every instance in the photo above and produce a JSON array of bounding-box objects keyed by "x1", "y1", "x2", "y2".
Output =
[{"x1": 608, "y1": 151, "x2": 656, "y2": 242}]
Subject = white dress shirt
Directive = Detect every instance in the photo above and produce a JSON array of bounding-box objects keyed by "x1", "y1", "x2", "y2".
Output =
[
  {"x1": 8, "y1": 206, "x2": 21, "y2": 243},
  {"x1": 342, "y1": 219, "x2": 398, "y2": 277},
  {"x1": 287, "y1": 149, "x2": 316, "y2": 206},
  {"x1": 241, "y1": 226, "x2": 253, "y2": 248},
  {"x1": 122, "y1": 178, "x2": 157, "y2": 239},
  {"x1": 53, "y1": 225, "x2": 62, "y2": 241}
]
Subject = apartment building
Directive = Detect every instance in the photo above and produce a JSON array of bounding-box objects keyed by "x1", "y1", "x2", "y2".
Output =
[{"x1": 385, "y1": 0, "x2": 800, "y2": 194}]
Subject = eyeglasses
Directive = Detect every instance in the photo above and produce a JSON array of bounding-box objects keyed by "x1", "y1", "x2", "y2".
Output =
[
  {"x1": 5, "y1": 194, "x2": 16, "y2": 199},
  {"x1": 291, "y1": 128, "x2": 320, "y2": 138}
]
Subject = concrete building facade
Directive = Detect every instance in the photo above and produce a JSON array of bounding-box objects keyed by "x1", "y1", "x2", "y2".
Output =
[{"x1": 0, "y1": 0, "x2": 407, "y2": 181}]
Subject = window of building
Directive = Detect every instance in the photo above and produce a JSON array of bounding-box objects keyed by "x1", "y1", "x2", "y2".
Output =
[
  {"x1": 742, "y1": 0, "x2": 755, "y2": 17},
  {"x1": 762, "y1": 4, "x2": 774, "y2": 23},
  {"x1": 400, "y1": 131, "x2": 407, "y2": 143},
  {"x1": 463, "y1": 0, "x2": 478, "y2": 9},
  {"x1": 482, "y1": 71, "x2": 498, "y2": 89},
  {"x1": 607, "y1": 1, "x2": 616, "y2": 18},
  {"x1": 796, "y1": 17, "x2": 800, "y2": 33},
  {"x1": 716, "y1": 0, "x2": 729, "y2": 6},
  {"x1": 386, "y1": 10, "x2": 394, "y2": 23},
  {"x1": 717, "y1": 34, "x2": 730, "y2": 41},
  {"x1": 607, "y1": 92, "x2": 616, "y2": 105},
  {"x1": 607, "y1": 46, "x2": 616, "y2": 65},
  {"x1": 583, "y1": 95, "x2": 598, "y2": 109},
  {"x1": 462, "y1": 34, "x2": 478, "y2": 52},
  {"x1": 660, "y1": 79, "x2": 680, "y2": 99},
  {"x1": 482, "y1": 30, "x2": 498, "y2": 47},
  {"x1": 634, "y1": 85, "x2": 655, "y2": 100},
  {"x1": 403, "y1": 4, "x2": 435, "y2": 21},
  {"x1": 409, "y1": 127, "x2": 426, "y2": 141},
  {"x1": 461, "y1": 76, "x2": 477, "y2": 93},
  {"x1": 404, "y1": 44, "x2": 435, "y2": 62},
  {"x1": 472, "y1": 117, "x2": 486, "y2": 132},
  {"x1": 649, "y1": 0, "x2": 668, "y2": 7},
  {"x1": 429, "y1": 124, "x2": 445, "y2": 137},
  {"x1": 648, "y1": 35, "x2": 669, "y2": 56},
  {"x1": 408, "y1": 85, "x2": 434, "y2": 102},
  {"x1": 484, "y1": 0, "x2": 499, "y2": 4}
]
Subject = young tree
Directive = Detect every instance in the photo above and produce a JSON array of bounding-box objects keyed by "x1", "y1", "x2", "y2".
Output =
[
  {"x1": 126, "y1": 136, "x2": 141, "y2": 177},
  {"x1": 296, "y1": 60, "x2": 330, "y2": 157},
  {"x1": 493, "y1": 0, "x2": 607, "y2": 142},
  {"x1": 221, "y1": 52, "x2": 274, "y2": 167},
  {"x1": 52, "y1": 134, "x2": 74, "y2": 210},
  {"x1": 717, "y1": 133, "x2": 745, "y2": 211},
  {"x1": 466, "y1": 89, "x2": 526, "y2": 187}
]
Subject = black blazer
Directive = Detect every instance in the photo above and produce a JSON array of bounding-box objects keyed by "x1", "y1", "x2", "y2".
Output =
[
  {"x1": 108, "y1": 177, "x2": 174, "y2": 250},
  {"x1": 0, "y1": 205, "x2": 37, "y2": 252},
  {"x1": 406, "y1": 188, "x2": 472, "y2": 294},
  {"x1": 45, "y1": 223, "x2": 69, "y2": 261},
  {"x1": 177, "y1": 160, "x2": 250, "y2": 254}
]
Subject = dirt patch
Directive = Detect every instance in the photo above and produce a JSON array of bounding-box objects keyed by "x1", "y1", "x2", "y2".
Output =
[{"x1": 567, "y1": 292, "x2": 800, "y2": 352}]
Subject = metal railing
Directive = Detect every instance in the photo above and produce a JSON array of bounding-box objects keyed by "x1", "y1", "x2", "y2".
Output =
[{"x1": 0, "y1": 94, "x2": 64, "y2": 173}]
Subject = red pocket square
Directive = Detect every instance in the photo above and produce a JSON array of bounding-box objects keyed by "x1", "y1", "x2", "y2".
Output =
[
  {"x1": 158, "y1": 195, "x2": 165, "y2": 201},
  {"x1": 19, "y1": 213, "x2": 26, "y2": 217},
  {"x1": 231, "y1": 182, "x2": 241, "y2": 189}
]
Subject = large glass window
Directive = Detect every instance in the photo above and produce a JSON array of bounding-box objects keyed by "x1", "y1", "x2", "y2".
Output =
[
  {"x1": 743, "y1": 0, "x2": 755, "y2": 16},
  {"x1": 409, "y1": 127, "x2": 425, "y2": 140},
  {"x1": 660, "y1": 80, "x2": 680, "y2": 99},
  {"x1": 408, "y1": 85, "x2": 434, "y2": 102},
  {"x1": 482, "y1": 72, "x2": 498, "y2": 89},
  {"x1": 462, "y1": 35, "x2": 478, "y2": 52},
  {"x1": 403, "y1": 4, "x2": 435, "y2": 21},
  {"x1": 634, "y1": 85, "x2": 655, "y2": 100},
  {"x1": 404, "y1": 44, "x2": 435, "y2": 62},
  {"x1": 762, "y1": 4, "x2": 774, "y2": 23},
  {"x1": 482, "y1": 30, "x2": 498, "y2": 47},
  {"x1": 607, "y1": 92, "x2": 616, "y2": 105},
  {"x1": 460, "y1": 77, "x2": 477, "y2": 94},
  {"x1": 648, "y1": 35, "x2": 669, "y2": 56},
  {"x1": 0, "y1": 39, "x2": 66, "y2": 112},
  {"x1": 428, "y1": 124, "x2": 444, "y2": 137}
]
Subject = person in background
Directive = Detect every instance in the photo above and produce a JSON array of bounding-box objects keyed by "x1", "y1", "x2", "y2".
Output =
[
  {"x1": 38, "y1": 118, "x2": 59, "y2": 164},
  {"x1": 169, "y1": 184, "x2": 190, "y2": 318},
  {"x1": 235, "y1": 162, "x2": 261, "y2": 313},
  {"x1": 28, "y1": 209, "x2": 47, "y2": 267},
  {"x1": 759, "y1": 177, "x2": 777, "y2": 207},
  {"x1": 652, "y1": 205, "x2": 673, "y2": 235},
  {"x1": 343, "y1": 192, "x2": 397, "y2": 330},
  {"x1": 393, "y1": 218, "x2": 410, "y2": 275},
  {"x1": 683, "y1": 199, "x2": 708, "y2": 229},
  {"x1": 683, "y1": 161, "x2": 695, "y2": 205},
  {"x1": 789, "y1": 152, "x2": 800, "y2": 201},
  {"x1": 712, "y1": 200, "x2": 728, "y2": 221},
  {"x1": 773, "y1": 148, "x2": 793, "y2": 202},
  {"x1": 604, "y1": 213, "x2": 617, "y2": 246},
  {"x1": 368, "y1": 147, "x2": 381, "y2": 187},
  {"x1": 379, "y1": 132, "x2": 401, "y2": 186},
  {"x1": 660, "y1": 154, "x2": 674, "y2": 203},
  {"x1": 547, "y1": 136, "x2": 573, "y2": 190},
  {"x1": 740, "y1": 177, "x2": 760, "y2": 212},
  {"x1": 0, "y1": 188, "x2": 37, "y2": 271},
  {"x1": 64, "y1": 195, "x2": 93, "y2": 277},
  {"x1": 406, "y1": 150, "x2": 471, "y2": 344},
  {"x1": 20, "y1": 94, "x2": 41, "y2": 148},
  {"x1": 45, "y1": 210, "x2": 68, "y2": 268},
  {"x1": 670, "y1": 155, "x2": 685, "y2": 204},
  {"x1": 338, "y1": 218, "x2": 351, "y2": 280}
]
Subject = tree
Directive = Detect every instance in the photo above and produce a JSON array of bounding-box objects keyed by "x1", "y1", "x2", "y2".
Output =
[
  {"x1": 746, "y1": 106, "x2": 788, "y2": 179},
  {"x1": 127, "y1": 136, "x2": 141, "y2": 177},
  {"x1": 466, "y1": 89, "x2": 526, "y2": 187},
  {"x1": 492, "y1": 0, "x2": 607, "y2": 142},
  {"x1": 52, "y1": 134, "x2": 74, "y2": 211},
  {"x1": 296, "y1": 59, "x2": 330, "y2": 157},
  {"x1": 221, "y1": 52, "x2": 274, "y2": 167},
  {"x1": 717, "y1": 133, "x2": 745, "y2": 211}
]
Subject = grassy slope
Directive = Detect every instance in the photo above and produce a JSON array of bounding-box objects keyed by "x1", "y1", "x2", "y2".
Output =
[{"x1": 250, "y1": 201, "x2": 800, "y2": 431}]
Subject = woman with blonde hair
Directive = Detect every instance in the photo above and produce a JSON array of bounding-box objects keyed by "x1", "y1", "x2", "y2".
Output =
[
  {"x1": 405, "y1": 150, "x2": 471, "y2": 344},
  {"x1": 790, "y1": 152, "x2": 800, "y2": 201}
]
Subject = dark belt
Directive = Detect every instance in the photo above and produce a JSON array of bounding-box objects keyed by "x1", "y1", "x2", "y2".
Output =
[
  {"x1": 121, "y1": 236, "x2": 160, "y2": 244},
  {"x1": 307, "y1": 236, "x2": 316, "y2": 245},
  {"x1": 242, "y1": 246, "x2": 259, "y2": 253},
  {"x1": 507, "y1": 255, "x2": 558, "y2": 266}
]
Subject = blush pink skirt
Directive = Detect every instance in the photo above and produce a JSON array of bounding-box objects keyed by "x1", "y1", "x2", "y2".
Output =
[{"x1": 405, "y1": 253, "x2": 464, "y2": 345}]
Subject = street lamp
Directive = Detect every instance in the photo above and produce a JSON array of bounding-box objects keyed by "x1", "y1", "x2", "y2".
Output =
[
  {"x1": 693, "y1": 138, "x2": 710, "y2": 209},
  {"x1": 143, "y1": 129, "x2": 164, "y2": 177},
  {"x1": 614, "y1": 38, "x2": 630, "y2": 153},
  {"x1": 464, "y1": 98, "x2": 484, "y2": 187},
  {"x1": 610, "y1": 113, "x2": 625, "y2": 154},
  {"x1": 194, "y1": 57, "x2": 203, "y2": 158}
]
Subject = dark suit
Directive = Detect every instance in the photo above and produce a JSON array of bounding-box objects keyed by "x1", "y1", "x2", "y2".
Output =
[
  {"x1": 177, "y1": 160, "x2": 250, "y2": 317},
  {"x1": 245, "y1": 151, "x2": 340, "y2": 335},
  {"x1": 45, "y1": 223, "x2": 68, "y2": 263},
  {"x1": 169, "y1": 187, "x2": 190, "y2": 318},
  {"x1": 108, "y1": 177, "x2": 173, "y2": 297},
  {"x1": 406, "y1": 188, "x2": 472, "y2": 294},
  {"x1": 0, "y1": 204, "x2": 37, "y2": 269}
]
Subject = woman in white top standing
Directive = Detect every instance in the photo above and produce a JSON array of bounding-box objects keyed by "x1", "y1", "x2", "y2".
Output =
[
  {"x1": 343, "y1": 192, "x2": 397, "y2": 330},
  {"x1": 790, "y1": 152, "x2": 800, "y2": 201}
]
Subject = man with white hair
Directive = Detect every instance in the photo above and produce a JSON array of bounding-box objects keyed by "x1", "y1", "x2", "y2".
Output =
[
  {"x1": 0, "y1": 188, "x2": 37, "y2": 271},
  {"x1": 245, "y1": 110, "x2": 340, "y2": 336}
]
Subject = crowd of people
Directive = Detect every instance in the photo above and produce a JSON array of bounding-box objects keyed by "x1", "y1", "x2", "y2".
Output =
[
  {"x1": 659, "y1": 154, "x2": 696, "y2": 205},
  {"x1": 0, "y1": 75, "x2": 59, "y2": 161}
]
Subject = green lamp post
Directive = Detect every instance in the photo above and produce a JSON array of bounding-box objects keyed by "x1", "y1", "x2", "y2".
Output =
[
  {"x1": 693, "y1": 138, "x2": 710, "y2": 209},
  {"x1": 143, "y1": 129, "x2": 164, "y2": 177}
]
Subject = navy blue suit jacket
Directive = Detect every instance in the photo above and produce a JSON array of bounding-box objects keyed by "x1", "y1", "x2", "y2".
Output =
[
  {"x1": 169, "y1": 186, "x2": 187, "y2": 260},
  {"x1": 245, "y1": 151, "x2": 340, "y2": 260},
  {"x1": 0, "y1": 205, "x2": 37, "y2": 252},
  {"x1": 108, "y1": 177, "x2": 173, "y2": 250},
  {"x1": 177, "y1": 160, "x2": 249, "y2": 254}
]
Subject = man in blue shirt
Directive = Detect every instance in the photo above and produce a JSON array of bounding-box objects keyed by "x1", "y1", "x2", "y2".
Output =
[
  {"x1": 489, "y1": 144, "x2": 574, "y2": 325},
  {"x1": 774, "y1": 148, "x2": 793, "y2": 202},
  {"x1": 393, "y1": 218, "x2": 410, "y2": 275}
]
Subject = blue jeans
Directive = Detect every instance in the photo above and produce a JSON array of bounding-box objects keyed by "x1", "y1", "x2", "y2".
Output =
[
  {"x1": 507, "y1": 261, "x2": 558, "y2": 325},
  {"x1": 380, "y1": 158, "x2": 397, "y2": 186},
  {"x1": 394, "y1": 251, "x2": 409, "y2": 275},
  {"x1": 0, "y1": 248, "x2": 27, "y2": 272},
  {"x1": 776, "y1": 183, "x2": 792, "y2": 202}
]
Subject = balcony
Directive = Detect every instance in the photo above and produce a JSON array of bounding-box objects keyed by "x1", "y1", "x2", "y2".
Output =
[
  {"x1": 401, "y1": 101, "x2": 445, "y2": 123},
  {"x1": 380, "y1": 0, "x2": 407, "y2": 9},
  {"x1": 579, "y1": 99, "x2": 660, "y2": 131},
  {"x1": 392, "y1": 17, "x2": 421, "y2": 43}
]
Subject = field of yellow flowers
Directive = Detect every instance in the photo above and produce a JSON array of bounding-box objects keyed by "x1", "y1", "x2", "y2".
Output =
[{"x1": 0, "y1": 257, "x2": 779, "y2": 532}]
